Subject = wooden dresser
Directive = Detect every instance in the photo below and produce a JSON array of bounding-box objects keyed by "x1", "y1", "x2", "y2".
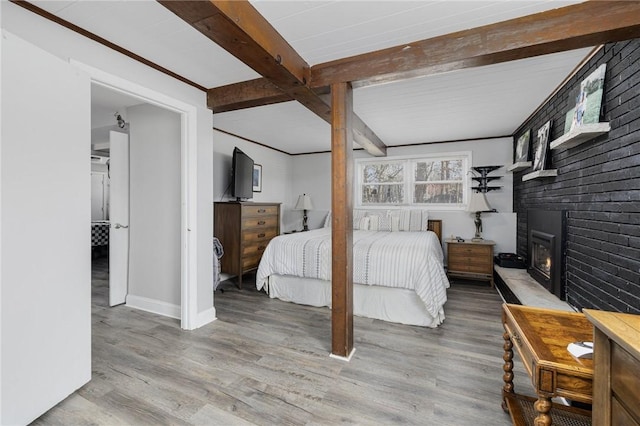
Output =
[
  {"x1": 446, "y1": 239, "x2": 495, "y2": 286},
  {"x1": 214, "y1": 202, "x2": 280, "y2": 288},
  {"x1": 584, "y1": 309, "x2": 640, "y2": 426}
]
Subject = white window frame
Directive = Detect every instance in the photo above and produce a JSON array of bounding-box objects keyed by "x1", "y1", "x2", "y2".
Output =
[{"x1": 355, "y1": 151, "x2": 472, "y2": 211}]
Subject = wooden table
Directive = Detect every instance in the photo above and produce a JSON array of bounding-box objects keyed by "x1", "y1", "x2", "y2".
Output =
[{"x1": 502, "y1": 304, "x2": 594, "y2": 426}]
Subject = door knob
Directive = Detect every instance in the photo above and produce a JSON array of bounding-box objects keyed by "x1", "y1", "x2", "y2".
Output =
[{"x1": 114, "y1": 223, "x2": 129, "y2": 229}]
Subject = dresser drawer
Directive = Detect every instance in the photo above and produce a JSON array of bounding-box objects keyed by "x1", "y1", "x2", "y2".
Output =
[
  {"x1": 242, "y1": 240, "x2": 269, "y2": 257},
  {"x1": 242, "y1": 205, "x2": 279, "y2": 217},
  {"x1": 242, "y1": 215, "x2": 278, "y2": 229},
  {"x1": 611, "y1": 343, "x2": 640, "y2": 423},
  {"x1": 242, "y1": 227, "x2": 278, "y2": 243}
]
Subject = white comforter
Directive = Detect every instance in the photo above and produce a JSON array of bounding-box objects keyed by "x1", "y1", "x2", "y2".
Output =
[{"x1": 256, "y1": 229, "x2": 450, "y2": 319}]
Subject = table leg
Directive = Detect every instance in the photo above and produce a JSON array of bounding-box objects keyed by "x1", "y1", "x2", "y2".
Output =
[
  {"x1": 502, "y1": 330, "x2": 514, "y2": 411},
  {"x1": 534, "y1": 396, "x2": 552, "y2": 426}
]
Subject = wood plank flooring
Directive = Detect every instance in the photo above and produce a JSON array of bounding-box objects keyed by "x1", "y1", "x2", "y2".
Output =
[{"x1": 32, "y1": 257, "x2": 534, "y2": 425}]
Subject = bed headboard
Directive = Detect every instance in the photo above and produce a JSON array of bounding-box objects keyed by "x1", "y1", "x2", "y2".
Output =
[{"x1": 427, "y1": 219, "x2": 443, "y2": 243}]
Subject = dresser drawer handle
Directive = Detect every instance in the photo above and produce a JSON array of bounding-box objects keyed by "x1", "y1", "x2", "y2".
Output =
[
  {"x1": 257, "y1": 233, "x2": 266, "y2": 238},
  {"x1": 258, "y1": 220, "x2": 266, "y2": 225},
  {"x1": 511, "y1": 332, "x2": 522, "y2": 348},
  {"x1": 258, "y1": 209, "x2": 266, "y2": 213}
]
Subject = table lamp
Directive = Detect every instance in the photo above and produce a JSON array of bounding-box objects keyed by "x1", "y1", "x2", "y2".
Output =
[
  {"x1": 295, "y1": 194, "x2": 314, "y2": 231},
  {"x1": 468, "y1": 192, "x2": 492, "y2": 241}
]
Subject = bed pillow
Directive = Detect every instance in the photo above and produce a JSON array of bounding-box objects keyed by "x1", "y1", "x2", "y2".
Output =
[
  {"x1": 388, "y1": 209, "x2": 429, "y2": 231},
  {"x1": 353, "y1": 216, "x2": 370, "y2": 230},
  {"x1": 368, "y1": 211, "x2": 396, "y2": 231},
  {"x1": 323, "y1": 211, "x2": 331, "y2": 228},
  {"x1": 409, "y1": 209, "x2": 430, "y2": 231}
]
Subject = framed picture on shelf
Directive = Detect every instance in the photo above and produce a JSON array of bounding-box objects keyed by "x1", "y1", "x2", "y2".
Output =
[
  {"x1": 252, "y1": 163, "x2": 262, "y2": 192},
  {"x1": 514, "y1": 130, "x2": 530, "y2": 163},
  {"x1": 533, "y1": 121, "x2": 552, "y2": 172},
  {"x1": 569, "y1": 63, "x2": 607, "y2": 132}
]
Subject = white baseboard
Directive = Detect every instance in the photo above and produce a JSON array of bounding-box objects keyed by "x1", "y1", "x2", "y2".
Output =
[
  {"x1": 126, "y1": 294, "x2": 181, "y2": 320},
  {"x1": 194, "y1": 307, "x2": 217, "y2": 329}
]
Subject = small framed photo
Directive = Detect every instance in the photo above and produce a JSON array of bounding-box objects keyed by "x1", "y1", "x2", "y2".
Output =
[
  {"x1": 515, "y1": 130, "x2": 530, "y2": 163},
  {"x1": 252, "y1": 164, "x2": 262, "y2": 192},
  {"x1": 533, "y1": 121, "x2": 552, "y2": 172}
]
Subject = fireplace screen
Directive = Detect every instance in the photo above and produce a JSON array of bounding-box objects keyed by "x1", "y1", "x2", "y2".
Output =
[{"x1": 532, "y1": 241, "x2": 552, "y2": 279}]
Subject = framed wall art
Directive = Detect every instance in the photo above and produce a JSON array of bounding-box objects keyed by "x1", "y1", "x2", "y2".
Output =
[
  {"x1": 515, "y1": 130, "x2": 531, "y2": 163},
  {"x1": 533, "y1": 121, "x2": 552, "y2": 172},
  {"x1": 252, "y1": 163, "x2": 262, "y2": 192}
]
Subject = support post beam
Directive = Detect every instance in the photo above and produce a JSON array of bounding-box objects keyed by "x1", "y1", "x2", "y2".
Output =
[{"x1": 330, "y1": 82, "x2": 354, "y2": 360}]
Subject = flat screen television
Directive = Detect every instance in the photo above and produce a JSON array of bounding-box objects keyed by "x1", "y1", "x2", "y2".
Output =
[{"x1": 231, "y1": 147, "x2": 254, "y2": 201}]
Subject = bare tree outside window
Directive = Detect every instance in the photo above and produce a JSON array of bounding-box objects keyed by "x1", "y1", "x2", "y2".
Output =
[
  {"x1": 414, "y1": 159, "x2": 463, "y2": 204},
  {"x1": 358, "y1": 155, "x2": 468, "y2": 207},
  {"x1": 361, "y1": 162, "x2": 404, "y2": 204}
]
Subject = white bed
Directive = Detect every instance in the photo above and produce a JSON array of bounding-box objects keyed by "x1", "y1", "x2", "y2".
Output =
[{"x1": 256, "y1": 225, "x2": 450, "y2": 327}]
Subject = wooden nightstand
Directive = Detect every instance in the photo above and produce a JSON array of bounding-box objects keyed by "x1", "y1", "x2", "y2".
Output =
[{"x1": 446, "y1": 238, "x2": 495, "y2": 286}]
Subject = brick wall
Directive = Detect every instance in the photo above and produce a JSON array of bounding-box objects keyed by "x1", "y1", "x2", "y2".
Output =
[{"x1": 513, "y1": 39, "x2": 640, "y2": 314}]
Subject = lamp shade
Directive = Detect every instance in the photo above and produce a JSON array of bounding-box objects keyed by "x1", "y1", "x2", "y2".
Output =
[
  {"x1": 295, "y1": 194, "x2": 314, "y2": 210},
  {"x1": 467, "y1": 192, "x2": 492, "y2": 213}
]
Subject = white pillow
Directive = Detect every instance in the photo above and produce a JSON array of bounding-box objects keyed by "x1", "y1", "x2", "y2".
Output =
[
  {"x1": 368, "y1": 211, "x2": 394, "y2": 231},
  {"x1": 323, "y1": 211, "x2": 332, "y2": 228},
  {"x1": 353, "y1": 216, "x2": 370, "y2": 230}
]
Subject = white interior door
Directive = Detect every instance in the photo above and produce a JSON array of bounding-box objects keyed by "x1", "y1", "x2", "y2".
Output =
[{"x1": 109, "y1": 130, "x2": 130, "y2": 306}]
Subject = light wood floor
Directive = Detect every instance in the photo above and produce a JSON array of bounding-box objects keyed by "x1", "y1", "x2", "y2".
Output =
[{"x1": 33, "y1": 256, "x2": 533, "y2": 425}]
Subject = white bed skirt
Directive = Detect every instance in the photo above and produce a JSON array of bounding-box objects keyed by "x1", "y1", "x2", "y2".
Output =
[{"x1": 266, "y1": 275, "x2": 445, "y2": 328}]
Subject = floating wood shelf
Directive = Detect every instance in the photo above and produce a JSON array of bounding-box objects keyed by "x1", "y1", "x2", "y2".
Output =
[
  {"x1": 550, "y1": 122, "x2": 610, "y2": 150},
  {"x1": 522, "y1": 169, "x2": 558, "y2": 181},
  {"x1": 506, "y1": 162, "x2": 532, "y2": 172}
]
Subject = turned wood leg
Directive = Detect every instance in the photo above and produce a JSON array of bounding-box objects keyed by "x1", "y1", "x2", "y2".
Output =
[
  {"x1": 502, "y1": 330, "x2": 514, "y2": 411},
  {"x1": 534, "y1": 396, "x2": 552, "y2": 426}
]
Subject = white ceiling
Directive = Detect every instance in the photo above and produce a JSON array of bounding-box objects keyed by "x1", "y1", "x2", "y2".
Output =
[{"x1": 31, "y1": 0, "x2": 593, "y2": 154}]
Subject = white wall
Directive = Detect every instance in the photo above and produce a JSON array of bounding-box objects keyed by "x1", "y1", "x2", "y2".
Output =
[
  {"x1": 2, "y1": 1, "x2": 215, "y2": 324},
  {"x1": 212, "y1": 129, "x2": 294, "y2": 230},
  {"x1": 292, "y1": 138, "x2": 517, "y2": 254},
  {"x1": 127, "y1": 104, "x2": 181, "y2": 311},
  {"x1": 1, "y1": 31, "x2": 91, "y2": 425}
]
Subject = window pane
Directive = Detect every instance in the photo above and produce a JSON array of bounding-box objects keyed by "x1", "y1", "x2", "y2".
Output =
[
  {"x1": 362, "y1": 184, "x2": 404, "y2": 204},
  {"x1": 415, "y1": 159, "x2": 463, "y2": 181},
  {"x1": 363, "y1": 163, "x2": 403, "y2": 183},
  {"x1": 413, "y1": 183, "x2": 463, "y2": 204}
]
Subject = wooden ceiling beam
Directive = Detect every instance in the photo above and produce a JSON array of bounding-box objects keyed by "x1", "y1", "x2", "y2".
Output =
[
  {"x1": 207, "y1": 78, "x2": 292, "y2": 113},
  {"x1": 208, "y1": 1, "x2": 640, "y2": 112},
  {"x1": 310, "y1": 1, "x2": 640, "y2": 88},
  {"x1": 160, "y1": 0, "x2": 386, "y2": 156}
]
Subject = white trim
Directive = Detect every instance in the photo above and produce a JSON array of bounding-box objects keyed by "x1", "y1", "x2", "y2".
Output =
[
  {"x1": 126, "y1": 295, "x2": 181, "y2": 320},
  {"x1": 194, "y1": 307, "x2": 217, "y2": 329},
  {"x1": 71, "y1": 60, "x2": 199, "y2": 330},
  {"x1": 0, "y1": 28, "x2": 4, "y2": 423},
  {"x1": 329, "y1": 348, "x2": 356, "y2": 362}
]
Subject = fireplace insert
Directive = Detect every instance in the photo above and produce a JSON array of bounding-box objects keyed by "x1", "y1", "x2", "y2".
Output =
[{"x1": 527, "y1": 210, "x2": 566, "y2": 300}]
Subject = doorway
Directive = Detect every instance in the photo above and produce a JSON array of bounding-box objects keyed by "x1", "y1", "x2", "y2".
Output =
[{"x1": 83, "y1": 61, "x2": 199, "y2": 329}]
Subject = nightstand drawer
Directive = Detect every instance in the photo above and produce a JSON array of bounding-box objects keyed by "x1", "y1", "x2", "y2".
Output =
[
  {"x1": 448, "y1": 244, "x2": 492, "y2": 256},
  {"x1": 448, "y1": 261, "x2": 492, "y2": 274}
]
